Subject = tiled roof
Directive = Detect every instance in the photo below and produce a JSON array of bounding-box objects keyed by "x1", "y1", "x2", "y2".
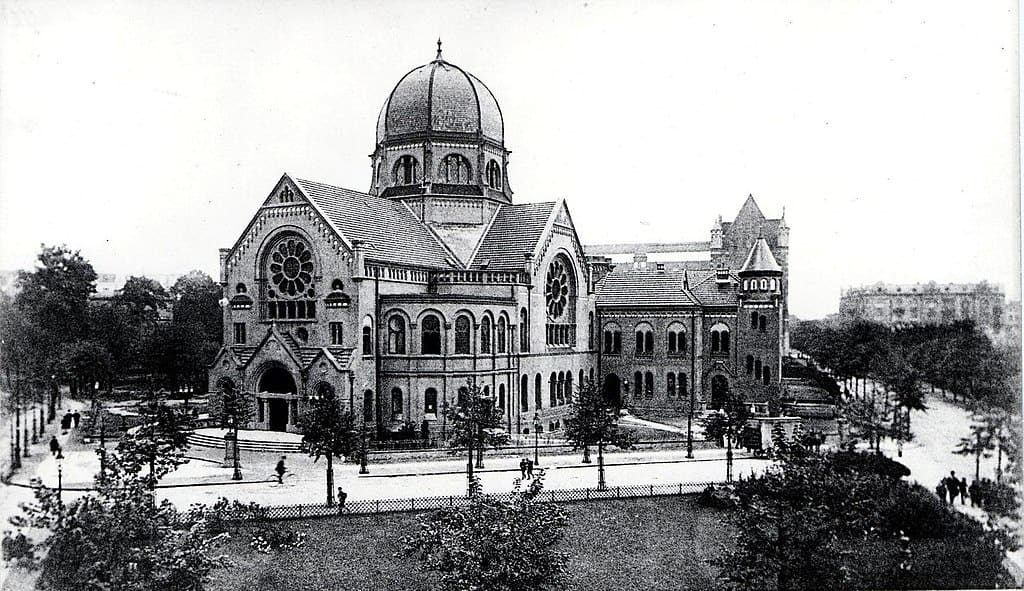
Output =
[
  {"x1": 596, "y1": 269, "x2": 701, "y2": 308},
  {"x1": 294, "y1": 178, "x2": 454, "y2": 269},
  {"x1": 231, "y1": 346, "x2": 257, "y2": 366},
  {"x1": 686, "y1": 270, "x2": 740, "y2": 307},
  {"x1": 470, "y1": 202, "x2": 556, "y2": 270},
  {"x1": 739, "y1": 238, "x2": 782, "y2": 274}
]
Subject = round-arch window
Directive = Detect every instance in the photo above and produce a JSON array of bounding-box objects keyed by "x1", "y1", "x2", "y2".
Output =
[
  {"x1": 438, "y1": 154, "x2": 472, "y2": 184},
  {"x1": 394, "y1": 155, "x2": 419, "y2": 185},
  {"x1": 331, "y1": 279, "x2": 344, "y2": 291},
  {"x1": 545, "y1": 258, "x2": 571, "y2": 319},
  {"x1": 236, "y1": 283, "x2": 247, "y2": 294},
  {"x1": 269, "y1": 239, "x2": 314, "y2": 297},
  {"x1": 486, "y1": 160, "x2": 502, "y2": 190}
]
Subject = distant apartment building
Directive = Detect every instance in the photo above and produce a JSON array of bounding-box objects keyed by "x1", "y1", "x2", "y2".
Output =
[{"x1": 839, "y1": 281, "x2": 1006, "y2": 334}]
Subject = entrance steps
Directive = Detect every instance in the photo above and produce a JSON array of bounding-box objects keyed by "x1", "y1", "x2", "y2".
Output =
[{"x1": 186, "y1": 429, "x2": 305, "y2": 454}]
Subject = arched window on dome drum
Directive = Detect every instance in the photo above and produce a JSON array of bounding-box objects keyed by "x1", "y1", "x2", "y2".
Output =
[
  {"x1": 439, "y1": 154, "x2": 472, "y2": 184},
  {"x1": 486, "y1": 160, "x2": 502, "y2": 190},
  {"x1": 454, "y1": 316, "x2": 471, "y2": 354},
  {"x1": 421, "y1": 315, "x2": 441, "y2": 355},
  {"x1": 521, "y1": 375, "x2": 529, "y2": 411},
  {"x1": 394, "y1": 155, "x2": 420, "y2": 185},
  {"x1": 388, "y1": 316, "x2": 406, "y2": 354},
  {"x1": 480, "y1": 316, "x2": 492, "y2": 353}
]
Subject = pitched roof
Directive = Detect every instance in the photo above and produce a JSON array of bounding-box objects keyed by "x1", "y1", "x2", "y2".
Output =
[
  {"x1": 294, "y1": 178, "x2": 455, "y2": 269},
  {"x1": 686, "y1": 269, "x2": 741, "y2": 306},
  {"x1": 739, "y1": 237, "x2": 783, "y2": 274},
  {"x1": 735, "y1": 194, "x2": 766, "y2": 224},
  {"x1": 596, "y1": 269, "x2": 702, "y2": 308},
  {"x1": 470, "y1": 202, "x2": 556, "y2": 270}
]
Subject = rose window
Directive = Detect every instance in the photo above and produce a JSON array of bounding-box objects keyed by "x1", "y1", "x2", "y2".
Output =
[
  {"x1": 545, "y1": 259, "x2": 570, "y2": 319},
  {"x1": 269, "y1": 239, "x2": 314, "y2": 297}
]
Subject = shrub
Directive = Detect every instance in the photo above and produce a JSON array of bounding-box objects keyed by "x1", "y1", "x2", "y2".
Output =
[
  {"x1": 831, "y1": 451, "x2": 911, "y2": 479},
  {"x1": 249, "y1": 526, "x2": 306, "y2": 554}
]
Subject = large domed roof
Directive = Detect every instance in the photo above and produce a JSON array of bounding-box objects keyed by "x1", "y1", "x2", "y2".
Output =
[{"x1": 376, "y1": 49, "x2": 503, "y2": 145}]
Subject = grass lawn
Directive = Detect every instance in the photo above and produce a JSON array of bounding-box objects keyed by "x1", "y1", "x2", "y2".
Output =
[{"x1": 208, "y1": 496, "x2": 733, "y2": 591}]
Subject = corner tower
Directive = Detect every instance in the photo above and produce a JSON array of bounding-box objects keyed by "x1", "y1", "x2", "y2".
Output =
[{"x1": 370, "y1": 42, "x2": 512, "y2": 228}]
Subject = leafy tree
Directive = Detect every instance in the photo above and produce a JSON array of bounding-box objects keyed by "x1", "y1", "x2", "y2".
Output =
[
  {"x1": 401, "y1": 474, "x2": 569, "y2": 591},
  {"x1": 954, "y1": 415, "x2": 994, "y2": 482},
  {"x1": 119, "y1": 390, "x2": 192, "y2": 488},
  {"x1": 298, "y1": 387, "x2": 360, "y2": 506},
  {"x1": 113, "y1": 275, "x2": 169, "y2": 326},
  {"x1": 5, "y1": 437, "x2": 227, "y2": 590},
  {"x1": 445, "y1": 380, "x2": 510, "y2": 493},
  {"x1": 216, "y1": 377, "x2": 254, "y2": 480},
  {"x1": 85, "y1": 303, "x2": 139, "y2": 393},
  {"x1": 563, "y1": 378, "x2": 634, "y2": 489},
  {"x1": 170, "y1": 270, "x2": 223, "y2": 342},
  {"x1": 701, "y1": 384, "x2": 750, "y2": 482},
  {"x1": 57, "y1": 340, "x2": 112, "y2": 399},
  {"x1": 15, "y1": 244, "x2": 97, "y2": 343}
]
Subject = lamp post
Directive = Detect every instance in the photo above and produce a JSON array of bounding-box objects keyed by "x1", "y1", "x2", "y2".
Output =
[
  {"x1": 48, "y1": 374, "x2": 56, "y2": 423},
  {"x1": 532, "y1": 413, "x2": 540, "y2": 467},
  {"x1": 31, "y1": 402, "x2": 38, "y2": 444},
  {"x1": 359, "y1": 412, "x2": 369, "y2": 474},
  {"x1": 231, "y1": 413, "x2": 242, "y2": 481},
  {"x1": 56, "y1": 449, "x2": 64, "y2": 503}
]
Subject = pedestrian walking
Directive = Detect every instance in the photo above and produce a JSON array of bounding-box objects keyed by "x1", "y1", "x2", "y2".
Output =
[
  {"x1": 935, "y1": 480, "x2": 947, "y2": 504},
  {"x1": 49, "y1": 436, "x2": 59, "y2": 456},
  {"x1": 72, "y1": 411, "x2": 81, "y2": 428},
  {"x1": 526, "y1": 459, "x2": 534, "y2": 479},
  {"x1": 945, "y1": 471, "x2": 960, "y2": 504},
  {"x1": 60, "y1": 413, "x2": 71, "y2": 432},
  {"x1": 958, "y1": 478, "x2": 967, "y2": 506},
  {"x1": 275, "y1": 455, "x2": 287, "y2": 484},
  {"x1": 968, "y1": 479, "x2": 980, "y2": 508},
  {"x1": 519, "y1": 458, "x2": 528, "y2": 480},
  {"x1": 337, "y1": 487, "x2": 348, "y2": 514}
]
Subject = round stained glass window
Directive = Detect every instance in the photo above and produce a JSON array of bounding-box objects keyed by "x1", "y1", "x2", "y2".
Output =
[
  {"x1": 545, "y1": 258, "x2": 570, "y2": 319},
  {"x1": 268, "y1": 239, "x2": 314, "y2": 298}
]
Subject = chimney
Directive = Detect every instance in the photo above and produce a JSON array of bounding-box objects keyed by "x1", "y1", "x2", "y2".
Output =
[
  {"x1": 218, "y1": 248, "x2": 231, "y2": 284},
  {"x1": 633, "y1": 252, "x2": 648, "y2": 270}
]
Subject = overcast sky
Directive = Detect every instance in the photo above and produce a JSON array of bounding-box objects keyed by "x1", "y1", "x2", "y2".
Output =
[{"x1": 0, "y1": 0, "x2": 1018, "y2": 319}]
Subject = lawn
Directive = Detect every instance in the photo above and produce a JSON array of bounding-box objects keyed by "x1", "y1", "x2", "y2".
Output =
[{"x1": 208, "y1": 495, "x2": 733, "y2": 591}]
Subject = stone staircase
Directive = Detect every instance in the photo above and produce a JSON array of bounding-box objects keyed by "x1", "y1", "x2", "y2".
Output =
[{"x1": 185, "y1": 431, "x2": 305, "y2": 454}]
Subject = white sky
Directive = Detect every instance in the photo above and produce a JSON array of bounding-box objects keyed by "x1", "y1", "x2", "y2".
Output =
[{"x1": 0, "y1": 0, "x2": 1019, "y2": 319}]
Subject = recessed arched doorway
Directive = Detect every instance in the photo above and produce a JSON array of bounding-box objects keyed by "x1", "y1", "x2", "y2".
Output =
[
  {"x1": 711, "y1": 375, "x2": 729, "y2": 410},
  {"x1": 258, "y1": 366, "x2": 296, "y2": 432},
  {"x1": 602, "y1": 374, "x2": 622, "y2": 408}
]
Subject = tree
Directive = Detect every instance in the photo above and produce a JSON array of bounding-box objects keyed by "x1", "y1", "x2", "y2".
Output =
[
  {"x1": 217, "y1": 377, "x2": 253, "y2": 480},
  {"x1": 298, "y1": 386, "x2": 359, "y2": 506},
  {"x1": 57, "y1": 340, "x2": 112, "y2": 399},
  {"x1": 15, "y1": 244, "x2": 97, "y2": 343},
  {"x1": 5, "y1": 435, "x2": 227, "y2": 590},
  {"x1": 401, "y1": 474, "x2": 569, "y2": 591},
  {"x1": 119, "y1": 390, "x2": 192, "y2": 488},
  {"x1": 701, "y1": 385, "x2": 751, "y2": 482},
  {"x1": 563, "y1": 378, "x2": 634, "y2": 489},
  {"x1": 954, "y1": 414, "x2": 994, "y2": 482},
  {"x1": 445, "y1": 380, "x2": 510, "y2": 494},
  {"x1": 170, "y1": 270, "x2": 223, "y2": 342},
  {"x1": 113, "y1": 275, "x2": 169, "y2": 326}
]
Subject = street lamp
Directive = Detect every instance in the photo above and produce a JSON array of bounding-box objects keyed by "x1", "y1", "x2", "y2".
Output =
[
  {"x1": 56, "y1": 449, "x2": 64, "y2": 503},
  {"x1": 532, "y1": 413, "x2": 541, "y2": 467}
]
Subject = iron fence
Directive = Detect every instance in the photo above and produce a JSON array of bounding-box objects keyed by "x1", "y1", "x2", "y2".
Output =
[{"x1": 220, "y1": 481, "x2": 720, "y2": 522}]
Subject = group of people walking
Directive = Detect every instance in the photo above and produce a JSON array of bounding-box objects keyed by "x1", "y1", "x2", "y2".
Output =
[
  {"x1": 935, "y1": 470, "x2": 998, "y2": 509},
  {"x1": 519, "y1": 457, "x2": 536, "y2": 480},
  {"x1": 48, "y1": 411, "x2": 81, "y2": 457}
]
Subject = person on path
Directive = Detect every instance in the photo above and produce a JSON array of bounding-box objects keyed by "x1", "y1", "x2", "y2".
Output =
[
  {"x1": 72, "y1": 411, "x2": 80, "y2": 428},
  {"x1": 526, "y1": 459, "x2": 534, "y2": 480},
  {"x1": 519, "y1": 458, "x2": 528, "y2": 480},
  {"x1": 337, "y1": 487, "x2": 348, "y2": 514},
  {"x1": 275, "y1": 456, "x2": 287, "y2": 484},
  {"x1": 49, "y1": 436, "x2": 60, "y2": 456},
  {"x1": 945, "y1": 471, "x2": 960, "y2": 504},
  {"x1": 958, "y1": 478, "x2": 967, "y2": 505},
  {"x1": 60, "y1": 413, "x2": 71, "y2": 432},
  {"x1": 935, "y1": 480, "x2": 947, "y2": 504},
  {"x1": 968, "y1": 479, "x2": 980, "y2": 508}
]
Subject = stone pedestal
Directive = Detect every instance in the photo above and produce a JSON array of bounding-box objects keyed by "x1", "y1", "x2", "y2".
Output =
[{"x1": 222, "y1": 433, "x2": 243, "y2": 469}]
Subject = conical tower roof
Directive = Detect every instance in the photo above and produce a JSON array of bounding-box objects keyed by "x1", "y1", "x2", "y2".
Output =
[{"x1": 739, "y1": 237, "x2": 782, "y2": 275}]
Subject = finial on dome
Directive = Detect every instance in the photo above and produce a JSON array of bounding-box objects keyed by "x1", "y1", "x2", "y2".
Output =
[{"x1": 436, "y1": 38, "x2": 443, "y2": 60}]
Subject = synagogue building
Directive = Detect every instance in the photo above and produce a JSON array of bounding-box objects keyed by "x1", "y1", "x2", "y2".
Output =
[{"x1": 208, "y1": 47, "x2": 790, "y2": 439}]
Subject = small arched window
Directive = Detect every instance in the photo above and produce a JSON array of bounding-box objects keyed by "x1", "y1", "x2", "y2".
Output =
[
  {"x1": 549, "y1": 372, "x2": 557, "y2": 407},
  {"x1": 667, "y1": 323, "x2": 686, "y2": 355},
  {"x1": 497, "y1": 317, "x2": 507, "y2": 353},
  {"x1": 388, "y1": 316, "x2": 406, "y2": 354},
  {"x1": 438, "y1": 154, "x2": 472, "y2": 184},
  {"x1": 454, "y1": 316, "x2": 471, "y2": 354},
  {"x1": 390, "y1": 387, "x2": 403, "y2": 421},
  {"x1": 751, "y1": 312, "x2": 759, "y2": 330},
  {"x1": 634, "y1": 372, "x2": 643, "y2": 397},
  {"x1": 520, "y1": 308, "x2": 529, "y2": 352},
  {"x1": 644, "y1": 372, "x2": 654, "y2": 398},
  {"x1": 498, "y1": 384, "x2": 506, "y2": 409},
  {"x1": 678, "y1": 372, "x2": 688, "y2": 395},
  {"x1": 535, "y1": 374, "x2": 542, "y2": 410},
  {"x1": 760, "y1": 279, "x2": 768, "y2": 290},
  {"x1": 746, "y1": 355, "x2": 755, "y2": 375},
  {"x1": 603, "y1": 323, "x2": 622, "y2": 354},
  {"x1": 480, "y1": 316, "x2": 492, "y2": 353},
  {"x1": 762, "y1": 366, "x2": 771, "y2": 385},
  {"x1": 363, "y1": 389, "x2": 374, "y2": 422},
  {"x1": 755, "y1": 359, "x2": 762, "y2": 380},
  {"x1": 667, "y1": 372, "x2": 676, "y2": 397},
  {"x1": 235, "y1": 283, "x2": 247, "y2": 294},
  {"x1": 394, "y1": 155, "x2": 420, "y2": 185},
  {"x1": 486, "y1": 159, "x2": 502, "y2": 190},
  {"x1": 566, "y1": 372, "x2": 573, "y2": 402},
  {"x1": 362, "y1": 316, "x2": 373, "y2": 356},
  {"x1": 770, "y1": 279, "x2": 778, "y2": 291},
  {"x1": 521, "y1": 375, "x2": 529, "y2": 411},
  {"x1": 759, "y1": 316, "x2": 767, "y2": 333},
  {"x1": 424, "y1": 388, "x2": 438, "y2": 416},
  {"x1": 421, "y1": 315, "x2": 441, "y2": 355},
  {"x1": 635, "y1": 325, "x2": 653, "y2": 357}
]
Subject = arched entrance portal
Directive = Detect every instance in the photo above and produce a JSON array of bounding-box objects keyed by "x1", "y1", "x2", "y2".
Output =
[
  {"x1": 710, "y1": 375, "x2": 729, "y2": 410},
  {"x1": 602, "y1": 374, "x2": 622, "y2": 408},
  {"x1": 258, "y1": 366, "x2": 297, "y2": 432}
]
